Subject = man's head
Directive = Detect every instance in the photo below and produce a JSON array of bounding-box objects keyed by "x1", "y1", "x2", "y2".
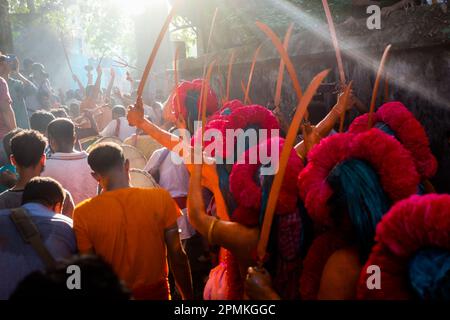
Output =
[
  {"x1": 30, "y1": 110, "x2": 56, "y2": 135},
  {"x1": 22, "y1": 177, "x2": 65, "y2": 213},
  {"x1": 50, "y1": 108, "x2": 69, "y2": 119},
  {"x1": 31, "y1": 63, "x2": 48, "y2": 81},
  {"x1": 10, "y1": 254, "x2": 131, "y2": 300},
  {"x1": 23, "y1": 58, "x2": 34, "y2": 72},
  {"x1": 47, "y1": 118, "x2": 76, "y2": 153},
  {"x1": 66, "y1": 89, "x2": 75, "y2": 100},
  {"x1": 10, "y1": 130, "x2": 47, "y2": 172},
  {"x1": 87, "y1": 143, "x2": 129, "y2": 190},
  {"x1": 0, "y1": 53, "x2": 12, "y2": 76},
  {"x1": 38, "y1": 90, "x2": 51, "y2": 109},
  {"x1": 2, "y1": 128, "x2": 24, "y2": 160},
  {"x1": 112, "y1": 105, "x2": 126, "y2": 120},
  {"x1": 69, "y1": 103, "x2": 80, "y2": 118}
]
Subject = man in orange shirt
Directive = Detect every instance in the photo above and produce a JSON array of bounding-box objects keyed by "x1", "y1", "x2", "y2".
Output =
[{"x1": 73, "y1": 143, "x2": 193, "y2": 300}]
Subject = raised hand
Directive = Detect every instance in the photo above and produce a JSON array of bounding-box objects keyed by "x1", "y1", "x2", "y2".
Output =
[
  {"x1": 96, "y1": 65, "x2": 103, "y2": 76},
  {"x1": 127, "y1": 97, "x2": 145, "y2": 127},
  {"x1": 245, "y1": 266, "x2": 279, "y2": 300}
]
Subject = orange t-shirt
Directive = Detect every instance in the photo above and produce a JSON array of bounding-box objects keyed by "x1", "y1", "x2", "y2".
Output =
[{"x1": 73, "y1": 188, "x2": 180, "y2": 298}]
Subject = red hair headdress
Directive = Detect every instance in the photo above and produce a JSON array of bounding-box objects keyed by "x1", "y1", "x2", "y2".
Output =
[
  {"x1": 298, "y1": 129, "x2": 420, "y2": 300},
  {"x1": 357, "y1": 194, "x2": 450, "y2": 300},
  {"x1": 172, "y1": 79, "x2": 218, "y2": 119},
  {"x1": 298, "y1": 128, "x2": 420, "y2": 227},
  {"x1": 192, "y1": 104, "x2": 280, "y2": 161},
  {"x1": 349, "y1": 102, "x2": 437, "y2": 179}
]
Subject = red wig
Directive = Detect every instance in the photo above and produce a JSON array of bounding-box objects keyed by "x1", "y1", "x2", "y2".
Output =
[
  {"x1": 357, "y1": 194, "x2": 450, "y2": 300},
  {"x1": 192, "y1": 104, "x2": 280, "y2": 161},
  {"x1": 172, "y1": 79, "x2": 218, "y2": 119},
  {"x1": 298, "y1": 128, "x2": 420, "y2": 227},
  {"x1": 349, "y1": 102, "x2": 437, "y2": 179}
]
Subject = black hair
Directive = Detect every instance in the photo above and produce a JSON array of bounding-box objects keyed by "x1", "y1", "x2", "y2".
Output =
[
  {"x1": 47, "y1": 118, "x2": 75, "y2": 148},
  {"x1": 22, "y1": 177, "x2": 65, "y2": 207},
  {"x1": 112, "y1": 105, "x2": 126, "y2": 117},
  {"x1": 88, "y1": 143, "x2": 125, "y2": 175},
  {"x1": 10, "y1": 255, "x2": 131, "y2": 300},
  {"x1": 2, "y1": 128, "x2": 23, "y2": 158},
  {"x1": 50, "y1": 108, "x2": 69, "y2": 119},
  {"x1": 10, "y1": 130, "x2": 47, "y2": 168},
  {"x1": 69, "y1": 103, "x2": 80, "y2": 118},
  {"x1": 30, "y1": 110, "x2": 56, "y2": 134}
]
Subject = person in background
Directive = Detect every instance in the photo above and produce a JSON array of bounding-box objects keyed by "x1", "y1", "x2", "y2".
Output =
[
  {"x1": 0, "y1": 128, "x2": 22, "y2": 192},
  {"x1": 0, "y1": 130, "x2": 74, "y2": 217},
  {"x1": 0, "y1": 177, "x2": 77, "y2": 299},
  {"x1": 43, "y1": 118, "x2": 97, "y2": 205},
  {"x1": 68, "y1": 102, "x2": 80, "y2": 119},
  {"x1": 0, "y1": 55, "x2": 36, "y2": 130},
  {"x1": 50, "y1": 108, "x2": 69, "y2": 119},
  {"x1": 37, "y1": 90, "x2": 52, "y2": 110},
  {"x1": 100, "y1": 105, "x2": 136, "y2": 141},
  {"x1": 0, "y1": 54, "x2": 17, "y2": 142},
  {"x1": 21, "y1": 58, "x2": 34, "y2": 80},
  {"x1": 29, "y1": 110, "x2": 55, "y2": 135},
  {"x1": 74, "y1": 108, "x2": 99, "y2": 140},
  {"x1": 10, "y1": 255, "x2": 131, "y2": 300},
  {"x1": 73, "y1": 143, "x2": 193, "y2": 300},
  {"x1": 27, "y1": 63, "x2": 54, "y2": 113}
]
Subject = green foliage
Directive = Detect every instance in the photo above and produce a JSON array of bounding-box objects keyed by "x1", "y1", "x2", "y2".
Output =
[
  {"x1": 9, "y1": 0, "x2": 136, "y2": 60},
  {"x1": 170, "y1": 15, "x2": 198, "y2": 57}
]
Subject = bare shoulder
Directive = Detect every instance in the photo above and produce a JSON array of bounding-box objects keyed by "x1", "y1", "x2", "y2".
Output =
[{"x1": 318, "y1": 247, "x2": 362, "y2": 300}]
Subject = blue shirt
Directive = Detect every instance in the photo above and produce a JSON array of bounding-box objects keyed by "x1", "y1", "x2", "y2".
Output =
[{"x1": 0, "y1": 203, "x2": 77, "y2": 299}]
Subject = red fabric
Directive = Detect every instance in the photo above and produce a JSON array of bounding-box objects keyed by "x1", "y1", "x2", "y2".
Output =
[
  {"x1": 229, "y1": 137, "x2": 304, "y2": 226},
  {"x1": 357, "y1": 194, "x2": 450, "y2": 300},
  {"x1": 273, "y1": 210, "x2": 303, "y2": 300},
  {"x1": 208, "y1": 99, "x2": 244, "y2": 121},
  {"x1": 172, "y1": 79, "x2": 218, "y2": 119},
  {"x1": 298, "y1": 129, "x2": 420, "y2": 227},
  {"x1": 349, "y1": 102, "x2": 437, "y2": 179}
]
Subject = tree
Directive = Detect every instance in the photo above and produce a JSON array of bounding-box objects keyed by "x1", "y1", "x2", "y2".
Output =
[{"x1": 0, "y1": 0, "x2": 14, "y2": 53}]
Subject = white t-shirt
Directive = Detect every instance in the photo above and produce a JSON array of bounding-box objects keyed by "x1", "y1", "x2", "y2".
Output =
[
  {"x1": 144, "y1": 148, "x2": 194, "y2": 240},
  {"x1": 42, "y1": 151, "x2": 98, "y2": 204},
  {"x1": 144, "y1": 148, "x2": 190, "y2": 198},
  {"x1": 100, "y1": 116, "x2": 136, "y2": 141}
]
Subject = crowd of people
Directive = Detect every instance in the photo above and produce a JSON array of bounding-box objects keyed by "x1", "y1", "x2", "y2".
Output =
[{"x1": 0, "y1": 46, "x2": 448, "y2": 301}]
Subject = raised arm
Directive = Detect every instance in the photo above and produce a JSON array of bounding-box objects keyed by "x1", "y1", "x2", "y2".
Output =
[
  {"x1": 90, "y1": 65, "x2": 103, "y2": 102},
  {"x1": 72, "y1": 74, "x2": 86, "y2": 99},
  {"x1": 105, "y1": 68, "x2": 116, "y2": 103},
  {"x1": 188, "y1": 160, "x2": 259, "y2": 266},
  {"x1": 295, "y1": 91, "x2": 354, "y2": 158},
  {"x1": 0, "y1": 79, "x2": 16, "y2": 131}
]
